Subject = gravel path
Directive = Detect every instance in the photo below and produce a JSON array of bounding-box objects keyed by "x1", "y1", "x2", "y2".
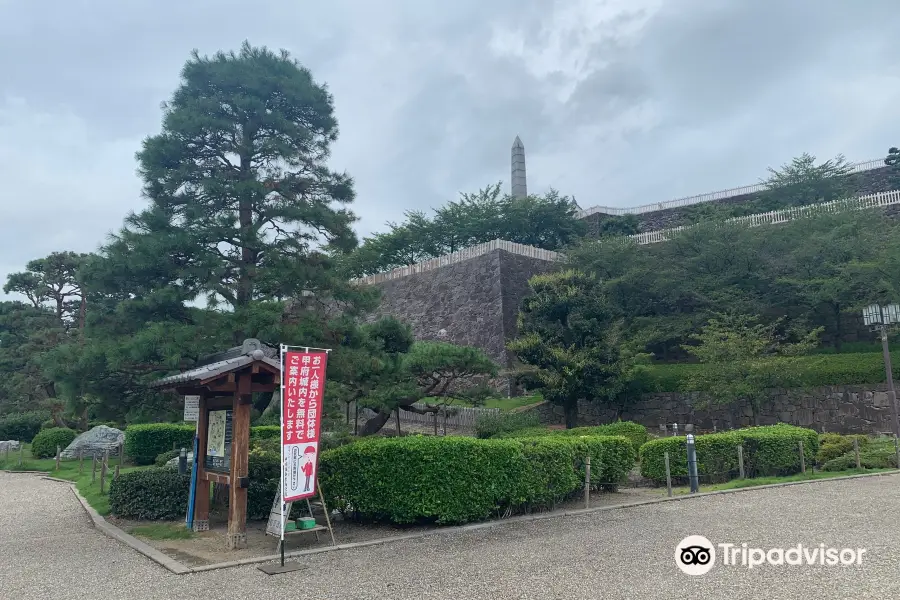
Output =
[{"x1": 2, "y1": 472, "x2": 899, "y2": 599}]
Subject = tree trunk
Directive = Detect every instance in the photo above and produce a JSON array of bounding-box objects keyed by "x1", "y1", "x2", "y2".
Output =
[
  {"x1": 359, "y1": 410, "x2": 392, "y2": 436},
  {"x1": 564, "y1": 399, "x2": 579, "y2": 429}
]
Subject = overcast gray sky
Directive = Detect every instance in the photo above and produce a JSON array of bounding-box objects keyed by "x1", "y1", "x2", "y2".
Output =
[{"x1": 1, "y1": 0, "x2": 899, "y2": 298}]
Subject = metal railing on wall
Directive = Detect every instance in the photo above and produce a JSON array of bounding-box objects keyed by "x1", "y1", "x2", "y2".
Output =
[{"x1": 576, "y1": 158, "x2": 886, "y2": 218}]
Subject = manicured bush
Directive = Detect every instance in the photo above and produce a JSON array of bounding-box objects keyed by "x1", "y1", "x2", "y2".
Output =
[
  {"x1": 0, "y1": 411, "x2": 49, "y2": 443},
  {"x1": 154, "y1": 449, "x2": 182, "y2": 467},
  {"x1": 821, "y1": 437, "x2": 898, "y2": 471},
  {"x1": 125, "y1": 423, "x2": 195, "y2": 465},
  {"x1": 247, "y1": 448, "x2": 280, "y2": 520},
  {"x1": 250, "y1": 425, "x2": 280, "y2": 440},
  {"x1": 30, "y1": 427, "x2": 78, "y2": 459},
  {"x1": 639, "y1": 424, "x2": 819, "y2": 484},
  {"x1": 474, "y1": 411, "x2": 541, "y2": 439},
  {"x1": 492, "y1": 421, "x2": 649, "y2": 454},
  {"x1": 109, "y1": 468, "x2": 191, "y2": 520},
  {"x1": 318, "y1": 434, "x2": 635, "y2": 525}
]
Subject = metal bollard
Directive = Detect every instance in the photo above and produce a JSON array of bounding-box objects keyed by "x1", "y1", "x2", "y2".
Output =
[
  {"x1": 584, "y1": 456, "x2": 591, "y2": 509},
  {"x1": 799, "y1": 440, "x2": 806, "y2": 474},
  {"x1": 854, "y1": 437, "x2": 861, "y2": 469},
  {"x1": 686, "y1": 434, "x2": 699, "y2": 494},
  {"x1": 178, "y1": 448, "x2": 188, "y2": 475},
  {"x1": 672, "y1": 423, "x2": 679, "y2": 437}
]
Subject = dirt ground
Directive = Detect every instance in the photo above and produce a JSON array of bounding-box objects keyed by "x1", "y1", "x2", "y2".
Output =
[{"x1": 109, "y1": 485, "x2": 665, "y2": 567}]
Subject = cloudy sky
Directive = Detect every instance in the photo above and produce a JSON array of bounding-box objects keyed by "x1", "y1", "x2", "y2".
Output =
[{"x1": 1, "y1": 0, "x2": 899, "y2": 298}]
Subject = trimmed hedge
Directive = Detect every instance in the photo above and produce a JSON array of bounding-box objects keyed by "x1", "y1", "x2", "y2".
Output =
[
  {"x1": 154, "y1": 449, "x2": 182, "y2": 467},
  {"x1": 492, "y1": 421, "x2": 649, "y2": 454},
  {"x1": 639, "y1": 424, "x2": 819, "y2": 484},
  {"x1": 125, "y1": 424, "x2": 195, "y2": 465},
  {"x1": 821, "y1": 436, "x2": 898, "y2": 471},
  {"x1": 474, "y1": 411, "x2": 541, "y2": 439},
  {"x1": 0, "y1": 411, "x2": 48, "y2": 443},
  {"x1": 31, "y1": 427, "x2": 78, "y2": 459},
  {"x1": 125, "y1": 423, "x2": 285, "y2": 465},
  {"x1": 109, "y1": 468, "x2": 191, "y2": 520},
  {"x1": 318, "y1": 434, "x2": 635, "y2": 525},
  {"x1": 816, "y1": 433, "x2": 869, "y2": 465}
]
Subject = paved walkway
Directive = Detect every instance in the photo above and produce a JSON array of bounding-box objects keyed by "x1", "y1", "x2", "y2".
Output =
[{"x1": 1, "y1": 472, "x2": 899, "y2": 599}]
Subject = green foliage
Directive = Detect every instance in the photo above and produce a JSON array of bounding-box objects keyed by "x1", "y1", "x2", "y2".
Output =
[
  {"x1": 154, "y1": 449, "x2": 182, "y2": 467},
  {"x1": 474, "y1": 411, "x2": 541, "y2": 439},
  {"x1": 247, "y1": 448, "x2": 280, "y2": 520},
  {"x1": 509, "y1": 270, "x2": 648, "y2": 428},
  {"x1": 344, "y1": 183, "x2": 585, "y2": 277},
  {"x1": 250, "y1": 426, "x2": 280, "y2": 441},
  {"x1": 816, "y1": 433, "x2": 869, "y2": 465},
  {"x1": 125, "y1": 424, "x2": 195, "y2": 466},
  {"x1": 318, "y1": 434, "x2": 634, "y2": 524},
  {"x1": 109, "y1": 468, "x2": 191, "y2": 520},
  {"x1": 0, "y1": 411, "x2": 49, "y2": 442},
  {"x1": 681, "y1": 314, "x2": 821, "y2": 422},
  {"x1": 30, "y1": 427, "x2": 78, "y2": 458},
  {"x1": 639, "y1": 424, "x2": 819, "y2": 484},
  {"x1": 822, "y1": 437, "x2": 898, "y2": 471},
  {"x1": 491, "y1": 421, "x2": 649, "y2": 454}
]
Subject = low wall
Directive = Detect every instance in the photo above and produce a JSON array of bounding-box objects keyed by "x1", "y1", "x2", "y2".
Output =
[{"x1": 530, "y1": 384, "x2": 899, "y2": 434}]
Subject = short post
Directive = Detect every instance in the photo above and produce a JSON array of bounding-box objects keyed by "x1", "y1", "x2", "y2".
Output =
[
  {"x1": 55, "y1": 445, "x2": 61, "y2": 471},
  {"x1": 79, "y1": 449, "x2": 84, "y2": 474},
  {"x1": 799, "y1": 440, "x2": 806, "y2": 474},
  {"x1": 433, "y1": 411, "x2": 438, "y2": 436},
  {"x1": 114, "y1": 464, "x2": 120, "y2": 481},
  {"x1": 92, "y1": 454, "x2": 97, "y2": 483},
  {"x1": 895, "y1": 434, "x2": 900, "y2": 470},
  {"x1": 854, "y1": 437, "x2": 861, "y2": 469},
  {"x1": 584, "y1": 456, "x2": 591, "y2": 509},
  {"x1": 737, "y1": 445, "x2": 745, "y2": 479},
  {"x1": 3, "y1": 445, "x2": 8, "y2": 463},
  {"x1": 395, "y1": 408, "x2": 401, "y2": 436},
  {"x1": 100, "y1": 456, "x2": 107, "y2": 494},
  {"x1": 119, "y1": 441, "x2": 124, "y2": 467},
  {"x1": 672, "y1": 423, "x2": 679, "y2": 437},
  {"x1": 173, "y1": 441, "x2": 177, "y2": 451},
  {"x1": 664, "y1": 451, "x2": 673, "y2": 498},
  {"x1": 18, "y1": 444, "x2": 23, "y2": 467},
  {"x1": 178, "y1": 448, "x2": 187, "y2": 475},
  {"x1": 686, "y1": 434, "x2": 699, "y2": 494}
]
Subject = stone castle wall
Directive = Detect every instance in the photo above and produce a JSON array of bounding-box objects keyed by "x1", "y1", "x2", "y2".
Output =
[
  {"x1": 530, "y1": 384, "x2": 899, "y2": 434},
  {"x1": 581, "y1": 166, "x2": 897, "y2": 235},
  {"x1": 367, "y1": 248, "x2": 559, "y2": 376}
]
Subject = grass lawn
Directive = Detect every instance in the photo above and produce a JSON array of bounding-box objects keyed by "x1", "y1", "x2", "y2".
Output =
[
  {"x1": 0, "y1": 445, "x2": 148, "y2": 515},
  {"x1": 455, "y1": 394, "x2": 544, "y2": 411},
  {"x1": 129, "y1": 523, "x2": 195, "y2": 540},
  {"x1": 667, "y1": 468, "x2": 895, "y2": 496}
]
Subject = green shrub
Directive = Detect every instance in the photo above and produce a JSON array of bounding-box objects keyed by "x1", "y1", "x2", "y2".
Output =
[
  {"x1": 0, "y1": 411, "x2": 49, "y2": 443},
  {"x1": 474, "y1": 411, "x2": 541, "y2": 439},
  {"x1": 125, "y1": 424, "x2": 195, "y2": 465},
  {"x1": 250, "y1": 426, "x2": 280, "y2": 440},
  {"x1": 639, "y1": 424, "x2": 818, "y2": 484},
  {"x1": 247, "y1": 449, "x2": 280, "y2": 520},
  {"x1": 31, "y1": 427, "x2": 78, "y2": 459},
  {"x1": 109, "y1": 468, "x2": 191, "y2": 519},
  {"x1": 40, "y1": 419, "x2": 57, "y2": 430},
  {"x1": 491, "y1": 421, "x2": 649, "y2": 454},
  {"x1": 318, "y1": 434, "x2": 635, "y2": 525},
  {"x1": 821, "y1": 437, "x2": 898, "y2": 471},
  {"x1": 816, "y1": 434, "x2": 869, "y2": 465},
  {"x1": 154, "y1": 449, "x2": 182, "y2": 467}
]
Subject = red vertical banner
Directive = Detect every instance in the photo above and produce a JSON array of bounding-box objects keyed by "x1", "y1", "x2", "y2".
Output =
[{"x1": 282, "y1": 351, "x2": 328, "y2": 502}]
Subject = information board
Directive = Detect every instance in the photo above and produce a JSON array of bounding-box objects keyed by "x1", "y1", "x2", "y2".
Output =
[{"x1": 205, "y1": 409, "x2": 232, "y2": 473}]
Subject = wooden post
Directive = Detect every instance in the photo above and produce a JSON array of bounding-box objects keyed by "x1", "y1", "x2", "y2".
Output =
[
  {"x1": 119, "y1": 441, "x2": 124, "y2": 467},
  {"x1": 854, "y1": 437, "x2": 861, "y2": 469},
  {"x1": 395, "y1": 409, "x2": 401, "y2": 436},
  {"x1": 664, "y1": 451, "x2": 673, "y2": 497},
  {"x1": 227, "y1": 372, "x2": 252, "y2": 550},
  {"x1": 584, "y1": 456, "x2": 591, "y2": 509},
  {"x1": 799, "y1": 441, "x2": 806, "y2": 474},
  {"x1": 433, "y1": 411, "x2": 438, "y2": 436},
  {"x1": 92, "y1": 454, "x2": 97, "y2": 483},
  {"x1": 55, "y1": 445, "x2": 61, "y2": 471},
  {"x1": 79, "y1": 449, "x2": 84, "y2": 475},
  {"x1": 737, "y1": 445, "x2": 745, "y2": 479},
  {"x1": 193, "y1": 394, "x2": 210, "y2": 532},
  {"x1": 100, "y1": 454, "x2": 107, "y2": 494},
  {"x1": 4, "y1": 445, "x2": 8, "y2": 464},
  {"x1": 18, "y1": 443, "x2": 23, "y2": 467},
  {"x1": 114, "y1": 464, "x2": 120, "y2": 481}
]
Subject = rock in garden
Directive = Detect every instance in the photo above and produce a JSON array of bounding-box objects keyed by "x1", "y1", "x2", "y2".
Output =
[
  {"x1": 166, "y1": 451, "x2": 194, "y2": 467},
  {"x1": 0, "y1": 440, "x2": 20, "y2": 452},
  {"x1": 60, "y1": 425, "x2": 124, "y2": 459}
]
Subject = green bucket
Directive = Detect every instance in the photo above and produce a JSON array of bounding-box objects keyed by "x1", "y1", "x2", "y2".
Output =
[{"x1": 297, "y1": 517, "x2": 317, "y2": 530}]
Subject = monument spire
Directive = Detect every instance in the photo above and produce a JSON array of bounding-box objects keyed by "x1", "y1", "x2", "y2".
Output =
[{"x1": 511, "y1": 135, "x2": 527, "y2": 198}]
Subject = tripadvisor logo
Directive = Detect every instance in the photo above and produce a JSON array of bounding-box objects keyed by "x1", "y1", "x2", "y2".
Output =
[{"x1": 675, "y1": 536, "x2": 867, "y2": 575}]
